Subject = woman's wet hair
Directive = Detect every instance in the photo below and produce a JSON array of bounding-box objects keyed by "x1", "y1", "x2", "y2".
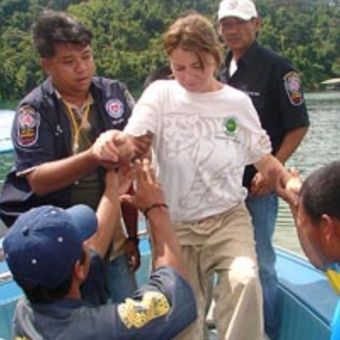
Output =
[{"x1": 163, "y1": 12, "x2": 222, "y2": 70}]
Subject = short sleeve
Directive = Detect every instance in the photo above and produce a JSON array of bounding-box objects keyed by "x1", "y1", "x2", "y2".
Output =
[
  {"x1": 113, "y1": 267, "x2": 197, "y2": 340},
  {"x1": 12, "y1": 104, "x2": 62, "y2": 173},
  {"x1": 239, "y1": 96, "x2": 272, "y2": 165},
  {"x1": 124, "y1": 81, "x2": 163, "y2": 137},
  {"x1": 275, "y1": 63, "x2": 309, "y2": 132}
]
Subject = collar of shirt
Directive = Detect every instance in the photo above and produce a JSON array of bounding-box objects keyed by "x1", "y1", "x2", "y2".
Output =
[
  {"x1": 225, "y1": 40, "x2": 259, "y2": 70},
  {"x1": 55, "y1": 89, "x2": 94, "y2": 115},
  {"x1": 326, "y1": 262, "x2": 340, "y2": 295},
  {"x1": 31, "y1": 298, "x2": 88, "y2": 315},
  {"x1": 220, "y1": 41, "x2": 259, "y2": 83}
]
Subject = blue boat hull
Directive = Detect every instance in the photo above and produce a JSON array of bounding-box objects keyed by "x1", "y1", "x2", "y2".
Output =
[{"x1": 276, "y1": 248, "x2": 336, "y2": 340}]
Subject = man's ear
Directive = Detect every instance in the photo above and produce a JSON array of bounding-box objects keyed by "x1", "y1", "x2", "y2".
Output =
[
  {"x1": 73, "y1": 260, "x2": 87, "y2": 282},
  {"x1": 254, "y1": 16, "x2": 262, "y2": 35},
  {"x1": 320, "y1": 214, "x2": 340, "y2": 247},
  {"x1": 40, "y1": 58, "x2": 50, "y2": 74}
]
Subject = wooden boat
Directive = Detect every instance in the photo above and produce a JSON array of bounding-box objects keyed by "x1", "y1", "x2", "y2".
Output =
[
  {"x1": 320, "y1": 78, "x2": 340, "y2": 91},
  {"x1": 321, "y1": 78, "x2": 340, "y2": 85},
  {"x1": 0, "y1": 235, "x2": 337, "y2": 340}
]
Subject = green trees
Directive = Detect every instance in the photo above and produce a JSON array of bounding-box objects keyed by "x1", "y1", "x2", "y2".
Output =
[
  {"x1": 0, "y1": 0, "x2": 339, "y2": 100},
  {"x1": 256, "y1": 0, "x2": 340, "y2": 89}
]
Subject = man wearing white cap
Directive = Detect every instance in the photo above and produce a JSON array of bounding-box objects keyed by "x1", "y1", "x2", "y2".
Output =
[{"x1": 217, "y1": 0, "x2": 309, "y2": 338}]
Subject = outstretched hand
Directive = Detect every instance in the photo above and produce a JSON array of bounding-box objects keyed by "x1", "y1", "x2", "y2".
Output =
[
  {"x1": 104, "y1": 165, "x2": 133, "y2": 196},
  {"x1": 272, "y1": 167, "x2": 302, "y2": 207},
  {"x1": 120, "y1": 159, "x2": 165, "y2": 211}
]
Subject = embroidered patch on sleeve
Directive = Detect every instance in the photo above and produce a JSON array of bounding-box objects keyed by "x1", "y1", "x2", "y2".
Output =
[
  {"x1": 17, "y1": 105, "x2": 40, "y2": 147},
  {"x1": 105, "y1": 99, "x2": 124, "y2": 119},
  {"x1": 118, "y1": 291, "x2": 170, "y2": 329},
  {"x1": 283, "y1": 71, "x2": 304, "y2": 106}
]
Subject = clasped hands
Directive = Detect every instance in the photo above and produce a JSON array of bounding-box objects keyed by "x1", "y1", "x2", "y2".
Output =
[{"x1": 91, "y1": 130, "x2": 152, "y2": 168}]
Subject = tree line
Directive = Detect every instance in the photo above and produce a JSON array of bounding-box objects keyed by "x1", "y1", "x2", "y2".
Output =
[{"x1": 0, "y1": 0, "x2": 339, "y2": 101}]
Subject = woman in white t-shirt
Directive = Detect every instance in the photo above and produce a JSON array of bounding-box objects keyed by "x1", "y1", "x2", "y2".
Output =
[{"x1": 125, "y1": 13, "x2": 299, "y2": 340}]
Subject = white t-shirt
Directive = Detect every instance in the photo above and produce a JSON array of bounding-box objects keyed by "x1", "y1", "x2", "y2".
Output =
[{"x1": 125, "y1": 80, "x2": 271, "y2": 222}]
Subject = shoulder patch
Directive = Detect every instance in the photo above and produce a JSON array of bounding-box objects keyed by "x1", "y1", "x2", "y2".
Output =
[
  {"x1": 17, "y1": 105, "x2": 40, "y2": 147},
  {"x1": 283, "y1": 71, "x2": 304, "y2": 106},
  {"x1": 105, "y1": 99, "x2": 124, "y2": 119},
  {"x1": 118, "y1": 291, "x2": 170, "y2": 329}
]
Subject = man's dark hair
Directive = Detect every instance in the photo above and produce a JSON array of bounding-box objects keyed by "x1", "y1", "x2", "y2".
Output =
[
  {"x1": 300, "y1": 161, "x2": 340, "y2": 224},
  {"x1": 32, "y1": 10, "x2": 92, "y2": 58},
  {"x1": 20, "y1": 277, "x2": 73, "y2": 304}
]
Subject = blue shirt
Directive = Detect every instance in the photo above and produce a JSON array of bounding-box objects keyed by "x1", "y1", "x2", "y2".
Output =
[{"x1": 12, "y1": 267, "x2": 197, "y2": 340}]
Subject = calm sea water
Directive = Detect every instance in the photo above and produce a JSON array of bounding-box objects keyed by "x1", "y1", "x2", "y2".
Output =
[
  {"x1": 1, "y1": 91, "x2": 340, "y2": 254},
  {"x1": 275, "y1": 91, "x2": 340, "y2": 255}
]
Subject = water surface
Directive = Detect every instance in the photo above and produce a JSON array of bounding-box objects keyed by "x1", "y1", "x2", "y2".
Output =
[{"x1": 274, "y1": 91, "x2": 340, "y2": 255}]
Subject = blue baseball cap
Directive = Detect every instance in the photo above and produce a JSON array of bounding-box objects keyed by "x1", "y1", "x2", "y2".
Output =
[{"x1": 3, "y1": 205, "x2": 97, "y2": 288}]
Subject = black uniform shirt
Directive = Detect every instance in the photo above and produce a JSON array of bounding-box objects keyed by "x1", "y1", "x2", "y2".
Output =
[
  {"x1": 220, "y1": 41, "x2": 310, "y2": 188},
  {"x1": 0, "y1": 77, "x2": 135, "y2": 226}
]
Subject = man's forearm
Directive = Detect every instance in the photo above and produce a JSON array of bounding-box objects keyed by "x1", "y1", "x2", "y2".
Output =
[
  {"x1": 86, "y1": 185, "x2": 120, "y2": 258},
  {"x1": 147, "y1": 206, "x2": 189, "y2": 281},
  {"x1": 26, "y1": 148, "x2": 99, "y2": 195},
  {"x1": 275, "y1": 127, "x2": 308, "y2": 164},
  {"x1": 121, "y1": 188, "x2": 138, "y2": 238}
]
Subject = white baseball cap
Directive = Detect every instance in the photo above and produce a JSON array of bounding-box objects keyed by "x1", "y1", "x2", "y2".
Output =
[{"x1": 218, "y1": 0, "x2": 258, "y2": 21}]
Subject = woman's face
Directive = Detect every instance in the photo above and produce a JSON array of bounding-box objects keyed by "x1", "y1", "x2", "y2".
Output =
[{"x1": 169, "y1": 47, "x2": 217, "y2": 93}]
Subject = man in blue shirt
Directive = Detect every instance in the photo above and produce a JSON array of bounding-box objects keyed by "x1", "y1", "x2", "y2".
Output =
[
  {"x1": 293, "y1": 161, "x2": 340, "y2": 277},
  {"x1": 291, "y1": 161, "x2": 340, "y2": 340},
  {"x1": 3, "y1": 159, "x2": 197, "y2": 339}
]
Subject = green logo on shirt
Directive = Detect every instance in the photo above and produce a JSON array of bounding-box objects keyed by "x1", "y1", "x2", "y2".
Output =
[{"x1": 224, "y1": 117, "x2": 238, "y2": 136}]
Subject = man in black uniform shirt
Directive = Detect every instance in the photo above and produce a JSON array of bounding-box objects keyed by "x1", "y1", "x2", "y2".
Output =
[
  {"x1": 217, "y1": 0, "x2": 309, "y2": 338},
  {"x1": 0, "y1": 10, "x2": 150, "y2": 304}
]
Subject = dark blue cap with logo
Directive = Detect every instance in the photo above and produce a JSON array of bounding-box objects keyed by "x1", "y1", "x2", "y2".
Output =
[{"x1": 3, "y1": 204, "x2": 97, "y2": 288}]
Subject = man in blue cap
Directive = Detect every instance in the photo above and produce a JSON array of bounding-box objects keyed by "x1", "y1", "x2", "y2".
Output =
[
  {"x1": 3, "y1": 160, "x2": 197, "y2": 339},
  {"x1": 291, "y1": 161, "x2": 340, "y2": 340}
]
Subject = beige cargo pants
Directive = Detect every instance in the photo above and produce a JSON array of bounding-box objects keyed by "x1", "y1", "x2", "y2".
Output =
[{"x1": 174, "y1": 203, "x2": 264, "y2": 340}]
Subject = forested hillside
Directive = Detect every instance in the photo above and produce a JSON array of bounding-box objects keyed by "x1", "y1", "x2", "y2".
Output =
[{"x1": 0, "y1": 0, "x2": 339, "y2": 99}]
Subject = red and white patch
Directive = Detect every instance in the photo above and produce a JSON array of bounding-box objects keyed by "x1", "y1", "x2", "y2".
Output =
[
  {"x1": 105, "y1": 99, "x2": 124, "y2": 119},
  {"x1": 17, "y1": 105, "x2": 40, "y2": 147},
  {"x1": 283, "y1": 71, "x2": 304, "y2": 106}
]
